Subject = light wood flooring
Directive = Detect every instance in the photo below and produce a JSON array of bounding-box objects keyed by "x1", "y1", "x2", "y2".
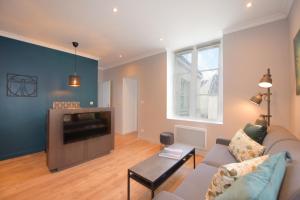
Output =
[{"x1": 0, "y1": 133, "x2": 202, "y2": 200}]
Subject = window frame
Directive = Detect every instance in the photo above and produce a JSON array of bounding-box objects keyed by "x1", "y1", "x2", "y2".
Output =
[{"x1": 167, "y1": 40, "x2": 223, "y2": 124}]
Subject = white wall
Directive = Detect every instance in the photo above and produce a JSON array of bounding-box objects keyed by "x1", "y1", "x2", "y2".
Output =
[
  {"x1": 103, "y1": 19, "x2": 292, "y2": 150},
  {"x1": 288, "y1": 0, "x2": 300, "y2": 138}
]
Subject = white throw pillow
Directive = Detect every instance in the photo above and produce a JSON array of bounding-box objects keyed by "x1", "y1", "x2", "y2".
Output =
[
  {"x1": 205, "y1": 155, "x2": 269, "y2": 200},
  {"x1": 228, "y1": 129, "x2": 265, "y2": 162}
]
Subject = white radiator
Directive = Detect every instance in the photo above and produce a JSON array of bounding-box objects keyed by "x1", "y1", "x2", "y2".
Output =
[{"x1": 174, "y1": 125, "x2": 207, "y2": 150}]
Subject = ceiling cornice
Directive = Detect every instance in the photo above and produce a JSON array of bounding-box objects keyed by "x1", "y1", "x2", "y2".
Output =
[
  {"x1": 0, "y1": 30, "x2": 100, "y2": 61},
  {"x1": 281, "y1": 0, "x2": 294, "y2": 16},
  {"x1": 223, "y1": 0, "x2": 294, "y2": 35},
  {"x1": 223, "y1": 13, "x2": 287, "y2": 35},
  {"x1": 101, "y1": 49, "x2": 166, "y2": 71}
]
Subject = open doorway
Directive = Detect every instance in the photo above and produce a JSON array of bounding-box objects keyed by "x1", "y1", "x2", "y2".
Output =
[
  {"x1": 121, "y1": 78, "x2": 138, "y2": 135},
  {"x1": 101, "y1": 80, "x2": 111, "y2": 107}
]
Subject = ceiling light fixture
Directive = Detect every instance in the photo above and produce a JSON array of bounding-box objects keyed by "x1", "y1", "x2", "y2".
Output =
[
  {"x1": 113, "y1": 7, "x2": 118, "y2": 13},
  {"x1": 68, "y1": 42, "x2": 81, "y2": 87},
  {"x1": 246, "y1": 2, "x2": 252, "y2": 8}
]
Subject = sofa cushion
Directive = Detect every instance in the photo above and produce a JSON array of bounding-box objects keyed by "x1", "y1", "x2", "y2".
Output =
[
  {"x1": 203, "y1": 144, "x2": 237, "y2": 167},
  {"x1": 174, "y1": 163, "x2": 218, "y2": 200},
  {"x1": 206, "y1": 155, "x2": 269, "y2": 200},
  {"x1": 266, "y1": 140, "x2": 300, "y2": 200},
  {"x1": 243, "y1": 123, "x2": 267, "y2": 144},
  {"x1": 263, "y1": 126, "x2": 296, "y2": 153},
  {"x1": 229, "y1": 129, "x2": 265, "y2": 162},
  {"x1": 216, "y1": 152, "x2": 288, "y2": 200}
]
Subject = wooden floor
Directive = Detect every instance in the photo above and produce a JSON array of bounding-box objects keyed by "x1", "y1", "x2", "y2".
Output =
[{"x1": 0, "y1": 133, "x2": 202, "y2": 200}]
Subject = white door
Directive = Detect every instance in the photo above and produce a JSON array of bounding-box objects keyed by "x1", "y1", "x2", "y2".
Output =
[
  {"x1": 122, "y1": 78, "x2": 138, "y2": 134},
  {"x1": 102, "y1": 80, "x2": 111, "y2": 107}
]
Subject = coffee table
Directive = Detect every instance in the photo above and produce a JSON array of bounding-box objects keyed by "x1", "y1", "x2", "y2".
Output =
[{"x1": 127, "y1": 143, "x2": 195, "y2": 199}]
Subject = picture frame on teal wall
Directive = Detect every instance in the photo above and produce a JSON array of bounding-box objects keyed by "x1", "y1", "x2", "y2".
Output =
[
  {"x1": 294, "y1": 30, "x2": 300, "y2": 95},
  {"x1": 7, "y1": 74, "x2": 38, "y2": 97}
]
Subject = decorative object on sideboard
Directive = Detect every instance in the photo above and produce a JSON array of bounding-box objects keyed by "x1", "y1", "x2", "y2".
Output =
[
  {"x1": 250, "y1": 68, "x2": 272, "y2": 126},
  {"x1": 7, "y1": 73, "x2": 38, "y2": 97},
  {"x1": 68, "y1": 42, "x2": 81, "y2": 87},
  {"x1": 294, "y1": 29, "x2": 300, "y2": 95},
  {"x1": 52, "y1": 101, "x2": 80, "y2": 109}
]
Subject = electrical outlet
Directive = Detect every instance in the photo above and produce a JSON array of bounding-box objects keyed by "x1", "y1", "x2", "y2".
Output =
[{"x1": 89, "y1": 101, "x2": 94, "y2": 106}]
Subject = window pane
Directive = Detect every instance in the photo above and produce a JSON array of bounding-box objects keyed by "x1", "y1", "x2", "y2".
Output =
[
  {"x1": 196, "y1": 69, "x2": 219, "y2": 120},
  {"x1": 174, "y1": 51, "x2": 192, "y2": 116},
  {"x1": 195, "y1": 95, "x2": 219, "y2": 120},
  {"x1": 169, "y1": 43, "x2": 221, "y2": 122},
  {"x1": 197, "y1": 47, "x2": 219, "y2": 70},
  {"x1": 178, "y1": 52, "x2": 192, "y2": 66},
  {"x1": 196, "y1": 70, "x2": 219, "y2": 95}
]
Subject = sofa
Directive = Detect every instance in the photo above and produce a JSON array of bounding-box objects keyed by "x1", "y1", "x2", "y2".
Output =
[{"x1": 154, "y1": 126, "x2": 300, "y2": 200}]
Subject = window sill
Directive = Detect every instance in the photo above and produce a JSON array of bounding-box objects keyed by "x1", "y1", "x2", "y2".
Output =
[{"x1": 167, "y1": 116, "x2": 223, "y2": 125}]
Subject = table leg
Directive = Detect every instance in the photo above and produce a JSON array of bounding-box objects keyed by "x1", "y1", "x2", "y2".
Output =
[
  {"x1": 151, "y1": 189, "x2": 154, "y2": 199},
  {"x1": 128, "y1": 170, "x2": 130, "y2": 200},
  {"x1": 193, "y1": 149, "x2": 196, "y2": 169}
]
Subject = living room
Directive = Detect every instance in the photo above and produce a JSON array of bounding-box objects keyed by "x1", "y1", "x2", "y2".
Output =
[{"x1": 1, "y1": 0, "x2": 300, "y2": 199}]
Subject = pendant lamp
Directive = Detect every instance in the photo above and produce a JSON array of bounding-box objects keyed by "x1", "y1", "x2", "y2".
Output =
[{"x1": 68, "y1": 42, "x2": 80, "y2": 87}]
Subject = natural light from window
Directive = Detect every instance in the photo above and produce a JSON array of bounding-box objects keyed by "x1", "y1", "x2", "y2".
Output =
[{"x1": 167, "y1": 41, "x2": 223, "y2": 124}]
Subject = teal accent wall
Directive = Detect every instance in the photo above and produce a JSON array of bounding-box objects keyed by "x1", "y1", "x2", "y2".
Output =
[{"x1": 0, "y1": 36, "x2": 98, "y2": 160}]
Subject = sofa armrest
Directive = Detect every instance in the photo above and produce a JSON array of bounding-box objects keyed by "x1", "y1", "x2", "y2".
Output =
[
  {"x1": 216, "y1": 138, "x2": 231, "y2": 146},
  {"x1": 153, "y1": 191, "x2": 184, "y2": 200}
]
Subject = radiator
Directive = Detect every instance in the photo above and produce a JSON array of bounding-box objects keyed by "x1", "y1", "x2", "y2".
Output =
[{"x1": 174, "y1": 125, "x2": 207, "y2": 150}]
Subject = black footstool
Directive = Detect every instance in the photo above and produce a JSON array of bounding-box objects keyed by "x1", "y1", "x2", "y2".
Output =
[{"x1": 160, "y1": 132, "x2": 174, "y2": 146}]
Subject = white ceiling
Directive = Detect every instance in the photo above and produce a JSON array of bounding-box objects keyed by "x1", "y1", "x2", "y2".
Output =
[{"x1": 0, "y1": 0, "x2": 294, "y2": 68}]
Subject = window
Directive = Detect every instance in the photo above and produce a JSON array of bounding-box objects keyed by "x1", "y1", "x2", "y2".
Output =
[{"x1": 167, "y1": 42, "x2": 223, "y2": 123}]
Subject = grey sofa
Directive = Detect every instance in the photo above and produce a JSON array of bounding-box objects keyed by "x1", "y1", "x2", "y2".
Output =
[{"x1": 154, "y1": 126, "x2": 300, "y2": 200}]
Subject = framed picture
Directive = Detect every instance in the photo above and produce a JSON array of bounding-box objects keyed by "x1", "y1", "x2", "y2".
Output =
[
  {"x1": 7, "y1": 74, "x2": 38, "y2": 97},
  {"x1": 294, "y1": 30, "x2": 300, "y2": 95}
]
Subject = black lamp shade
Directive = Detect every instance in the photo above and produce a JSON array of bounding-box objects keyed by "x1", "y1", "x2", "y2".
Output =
[
  {"x1": 250, "y1": 93, "x2": 263, "y2": 105},
  {"x1": 68, "y1": 75, "x2": 80, "y2": 87}
]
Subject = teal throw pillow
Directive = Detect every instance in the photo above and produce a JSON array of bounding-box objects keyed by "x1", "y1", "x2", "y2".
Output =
[
  {"x1": 243, "y1": 123, "x2": 267, "y2": 144},
  {"x1": 216, "y1": 152, "x2": 288, "y2": 200}
]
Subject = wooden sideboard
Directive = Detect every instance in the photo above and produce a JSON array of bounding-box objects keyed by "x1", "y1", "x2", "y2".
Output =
[{"x1": 47, "y1": 107, "x2": 114, "y2": 171}]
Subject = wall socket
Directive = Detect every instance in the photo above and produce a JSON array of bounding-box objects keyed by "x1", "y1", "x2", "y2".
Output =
[{"x1": 89, "y1": 101, "x2": 94, "y2": 106}]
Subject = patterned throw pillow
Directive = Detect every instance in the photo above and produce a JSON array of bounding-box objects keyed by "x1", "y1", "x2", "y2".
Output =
[
  {"x1": 228, "y1": 129, "x2": 265, "y2": 162},
  {"x1": 205, "y1": 155, "x2": 269, "y2": 200},
  {"x1": 215, "y1": 152, "x2": 288, "y2": 200}
]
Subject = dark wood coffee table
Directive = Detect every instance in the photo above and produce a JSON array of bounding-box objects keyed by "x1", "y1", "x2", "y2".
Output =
[{"x1": 127, "y1": 143, "x2": 195, "y2": 199}]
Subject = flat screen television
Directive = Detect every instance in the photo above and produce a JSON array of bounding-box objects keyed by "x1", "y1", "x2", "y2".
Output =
[{"x1": 63, "y1": 111, "x2": 111, "y2": 144}]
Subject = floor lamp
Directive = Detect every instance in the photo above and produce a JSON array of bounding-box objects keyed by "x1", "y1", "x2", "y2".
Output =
[{"x1": 250, "y1": 68, "x2": 272, "y2": 127}]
